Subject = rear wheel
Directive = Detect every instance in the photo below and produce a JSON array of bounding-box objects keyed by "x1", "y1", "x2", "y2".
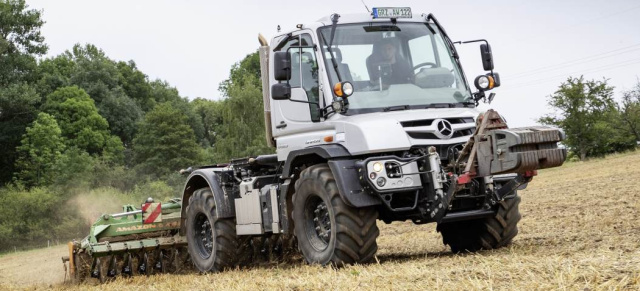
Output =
[
  {"x1": 186, "y1": 188, "x2": 243, "y2": 272},
  {"x1": 437, "y1": 194, "x2": 522, "y2": 253},
  {"x1": 293, "y1": 164, "x2": 379, "y2": 266}
]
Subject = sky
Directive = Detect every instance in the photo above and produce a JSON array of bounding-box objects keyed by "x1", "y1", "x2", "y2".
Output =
[{"x1": 27, "y1": 0, "x2": 640, "y2": 127}]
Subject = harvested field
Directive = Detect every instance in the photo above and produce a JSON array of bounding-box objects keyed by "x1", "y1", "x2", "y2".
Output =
[{"x1": 1, "y1": 151, "x2": 639, "y2": 290}]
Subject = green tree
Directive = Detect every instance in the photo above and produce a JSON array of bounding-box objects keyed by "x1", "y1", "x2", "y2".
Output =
[
  {"x1": 218, "y1": 50, "x2": 261, "y2": 97},
  {"x1": 98, "y1": 89, "x2": 142, "y2": 146},
  {"x1": 0, "y1": 186, "x2": 61, "y2": 249},
  {"x1": 64, "y1": 44, "x2": 145, "y2": 144},
  {"x1": 117, "y1": 60, "x2": 154, "y2": 111},
  {"x1": 68, "y1": 44, "x2": 120, "y2": 105},
  {"x1": 212, "y1": 52, "x2": 272, "y2": 162},
  {"x1": 147, "y1": 80, "x2": 206, "y2": 143},
  {"x1": 133, "y1": 102, "x2": 202, "y2": 178},
  {"x1": 539, "y1": 76, "x2": 632, "y2": 160},
  {"x1": 149, "y1": 79, "x2": 182, "y2": 104},
  {"x1": 0, "y1": 0, "x2": 47, "y2": 183},
  {"x1": 214, "y1": 74, "x2": 272, "y2": 161},
  {"x1": 619, "y1": 81, "x2": 640, "y2": 142},
  {"x1": 36, "y1": 52, "x2": 75, "y2": 98},
  {"x1": 193, "y1": 97, "x2": 223, "y2": 147},
  {"x1": 42, "y1": 86, "x2": 123, "y2": 159},
  {"x1": 14, "y1": 113, "x2": 65, "y2": 186},
  {"x1": 0, "y1": 0, "x2": 47, "y2": 86},
  {"x1": 0, "y1": 83, "x2": 40, "y2": 183}
]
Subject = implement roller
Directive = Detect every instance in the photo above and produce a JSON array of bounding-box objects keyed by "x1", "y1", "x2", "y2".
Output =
[{"x1": 62, "y1": 198, "x2": 190, "y2": 282}]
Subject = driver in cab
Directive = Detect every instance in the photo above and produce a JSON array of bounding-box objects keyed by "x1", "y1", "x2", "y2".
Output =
[{"x1": 366, "y1": 38, "x2": 413, "y2": 86}]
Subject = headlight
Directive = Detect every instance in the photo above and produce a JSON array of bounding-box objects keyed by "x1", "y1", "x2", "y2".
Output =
[
  {"x1": 474, "y1": 74, "x2": 495, "y2": 91},
  {"x1": 364, "y1": 158, "x2": 422, "y2": 191},
  {"x1": 342, "y1": 82, "x2": 354, "y2": 96},
  {"x1": 475, "y1": 75, "x2": 490, "y2": 90}
]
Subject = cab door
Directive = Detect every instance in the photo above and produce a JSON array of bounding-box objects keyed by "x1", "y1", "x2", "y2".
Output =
[{"x1": 271, "y1": 32, "x2": 322, "y2": 137}]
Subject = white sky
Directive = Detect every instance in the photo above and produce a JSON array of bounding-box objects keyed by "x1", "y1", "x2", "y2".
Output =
[{"x1": 27, "y1": 0, "x2": 640, "y2": 127}]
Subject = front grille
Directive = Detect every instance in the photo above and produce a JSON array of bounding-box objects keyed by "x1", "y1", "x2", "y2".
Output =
[
  {"x1": 452, "y1": 128, "x2": 475, "y2": 138},
  {"x1": 401, "y1": 117, "x2": 474, "y2": 128},
  {"x1": 402, "y1": 116, "x2": 475, "y2": 140},
  {"x1": 407, "y1": 132, "x2": 438, "y2": 139}
]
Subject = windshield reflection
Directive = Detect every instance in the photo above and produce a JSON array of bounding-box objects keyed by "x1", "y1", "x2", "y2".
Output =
[{"x1": 319, "y1": 23, "x2": 472, "y2": 112}]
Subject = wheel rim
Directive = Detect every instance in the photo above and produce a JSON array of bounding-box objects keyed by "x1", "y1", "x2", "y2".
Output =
[
  {"x1": 304, "y1": 195, "x2": 331, "y2": 251},
  {"x1": 193, "y1": 213, "x2": 213, "y2": 259}
]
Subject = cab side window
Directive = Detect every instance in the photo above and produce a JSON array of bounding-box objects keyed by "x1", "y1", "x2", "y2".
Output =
[{"x1": 279, "y1": 34, "x2": 320, "y2": 121}]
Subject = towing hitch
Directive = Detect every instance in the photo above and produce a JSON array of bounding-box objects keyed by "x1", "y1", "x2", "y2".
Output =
[{"x1": 456, "y1": 109, "x2": 566, "y2": 182}]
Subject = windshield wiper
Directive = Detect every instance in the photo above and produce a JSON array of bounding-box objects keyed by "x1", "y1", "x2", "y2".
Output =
[
  {"x1": 383, "y1": 103, "x2": 472, "y2": 112},
  {"x1": 423, "y1": 103, "x2": 473, "y2": 109},
  {"x1": 383, "y1": 105, "x2": 410, "y2": 112}
]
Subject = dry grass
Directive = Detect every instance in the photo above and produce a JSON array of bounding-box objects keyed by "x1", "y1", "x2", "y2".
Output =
[
  {"x1": 0, "y1": 244, "x2": 68, "y2": 289},
  {"x1": 2, "y1": 151, "x2": 639, "y2": 290}
]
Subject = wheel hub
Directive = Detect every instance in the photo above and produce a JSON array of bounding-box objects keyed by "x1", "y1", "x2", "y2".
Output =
[
  {"x1": 193, "y1": 213, "x2": 213, "y2": 259},
  {"x1": 305, "y1": 195, "x2": 332, "y2": 251},
  {"x1": 314, "y1": 202, "x2": 331, "y2": 243}
]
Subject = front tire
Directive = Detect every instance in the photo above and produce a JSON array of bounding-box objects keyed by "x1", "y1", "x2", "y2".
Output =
[
  {"x1": 186, "y1": 188, "x2": 242, "y2": 272},
  {"x1": 292, "y1": 164, "x2": 379, "y2": 266},
  {"x1": 437, "y1": 194, "x2": 522, "y2": 253}
]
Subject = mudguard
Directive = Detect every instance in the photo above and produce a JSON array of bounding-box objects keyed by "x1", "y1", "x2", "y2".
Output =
[
  {"x1": 328, "y1": 160, "x2": 381, "y2": 207},
  {"x1": 281, "y1": 144, "x2": 352, "y2": 178},
  {"x1": 282, "y1": 144, "x2": 380, "y2": 208},
  {"x1": 179, "y1": 168, "x2": 235, "y2": 235}
]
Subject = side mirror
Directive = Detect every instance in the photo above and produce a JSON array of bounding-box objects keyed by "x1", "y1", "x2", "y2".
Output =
[
  {"x1": 480, "y1": 44, "x2": 494, "y2": 71},
  {"x1": 271, "y1": 83, "x2": 291, "y2": 100},
  {"x1": 273, "y1": 51, "x2": 291, "y2": 81}
]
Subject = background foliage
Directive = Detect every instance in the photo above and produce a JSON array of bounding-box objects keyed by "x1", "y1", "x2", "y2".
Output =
[{"x1": 0, "y1": 0, "x2": 272, "y2": 251}]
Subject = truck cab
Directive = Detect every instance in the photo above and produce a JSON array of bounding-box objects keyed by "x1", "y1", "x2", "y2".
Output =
[{"x1": 267, "y1": 12, "x2": 482, "y2": 161}]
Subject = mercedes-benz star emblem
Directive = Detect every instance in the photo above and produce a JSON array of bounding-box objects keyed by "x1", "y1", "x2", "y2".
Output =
[{"x1": 434, "y1": 119, "x2": 454, "y2": 139}]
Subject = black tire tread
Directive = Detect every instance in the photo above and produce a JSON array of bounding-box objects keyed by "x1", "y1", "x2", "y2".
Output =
[
  {"x1": 186, "y1": 188, "x2": 246, "y2": 272},
  {"x1": 437, "y1": 195, "x2": 522, "y2": 253},
  {"x1": 293, "y1": 164, "x2": 379, "y2": 266}
]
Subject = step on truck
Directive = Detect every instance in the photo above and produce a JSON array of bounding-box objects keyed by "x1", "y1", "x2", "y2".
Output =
[{"x1": 64, "y1": 7, "x2": 567, "y2": 279}]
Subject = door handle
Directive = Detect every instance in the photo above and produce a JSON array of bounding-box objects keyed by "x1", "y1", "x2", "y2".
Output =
[{"x1": 276, "y1": 122, "x2": 287, "y2": 129}]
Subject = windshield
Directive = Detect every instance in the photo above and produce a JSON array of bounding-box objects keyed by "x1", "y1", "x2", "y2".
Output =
[{"x1": 319, "y1": 22, "x2": 472, "y2": 113}]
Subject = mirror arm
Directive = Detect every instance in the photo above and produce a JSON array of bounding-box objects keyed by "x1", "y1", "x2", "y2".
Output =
[
  {"x1": 458, "y1": 39, "x2": 494, "y2": 75},
  {"x1": 289, "y1": 99, "x2": 324, "y2": 119}
]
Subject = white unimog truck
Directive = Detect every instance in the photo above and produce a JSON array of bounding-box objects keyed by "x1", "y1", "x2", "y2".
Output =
[{"x1": 179, "y1": 7, "x2": 567, "y2": 271}]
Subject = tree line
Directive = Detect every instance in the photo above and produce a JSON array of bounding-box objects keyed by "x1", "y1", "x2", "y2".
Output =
[
  {"x1": 539, "y1": 76, "x2": 640, "y2": 161},
  {"x1": 0, "y1": 0, "x2": 271, "y2": 251}
]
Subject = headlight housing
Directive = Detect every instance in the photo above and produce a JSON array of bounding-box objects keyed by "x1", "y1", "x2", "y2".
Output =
[{"x1": 362, "y1": 157, "x2": 422, "y2": 192}]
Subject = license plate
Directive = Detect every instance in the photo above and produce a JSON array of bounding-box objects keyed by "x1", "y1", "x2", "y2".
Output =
[{"x1": 372, "y1": 7, "x2": 412, "y2": 19}]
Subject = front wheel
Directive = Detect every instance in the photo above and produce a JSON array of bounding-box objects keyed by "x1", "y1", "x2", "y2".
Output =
[
  {"x1": 437, "y1": 194, "x2": 522, "y2": 253},
  {"x1": 292, "y1": 164, "x2": 379, "y2": 266}
]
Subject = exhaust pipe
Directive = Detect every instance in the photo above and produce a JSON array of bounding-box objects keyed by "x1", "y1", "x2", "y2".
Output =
[{"x1": 258, "y1": 34, "x2": 275, "y2": 148}]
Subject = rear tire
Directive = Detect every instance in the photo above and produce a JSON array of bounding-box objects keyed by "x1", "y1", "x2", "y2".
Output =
[
  {"x1": 437, "y1": 194, "x2": 522, "y2": 253},
  {"x1": 293, "y1": 164, "x2": 379, "y2": 266},
  {"x1": 186, "y1": 187, "x2": 243, "y2": 272}
]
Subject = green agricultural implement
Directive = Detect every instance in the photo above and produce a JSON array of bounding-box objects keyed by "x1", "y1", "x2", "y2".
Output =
[{"x1": 62, "y1": 198, "x2": 190, "y2": 283}]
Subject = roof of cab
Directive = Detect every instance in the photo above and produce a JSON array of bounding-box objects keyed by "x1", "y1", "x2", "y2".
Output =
[{"x1": 274, "y1": 11, "x2": 428, "y2": 39}]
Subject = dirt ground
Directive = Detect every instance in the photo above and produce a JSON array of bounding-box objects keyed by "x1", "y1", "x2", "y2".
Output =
[
  {"x1": 1, "y1": 151, "x2": 639, "y2": 290},
  {"x1": 0, "y1": 244, "x2": 68, "y2": 288}
]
